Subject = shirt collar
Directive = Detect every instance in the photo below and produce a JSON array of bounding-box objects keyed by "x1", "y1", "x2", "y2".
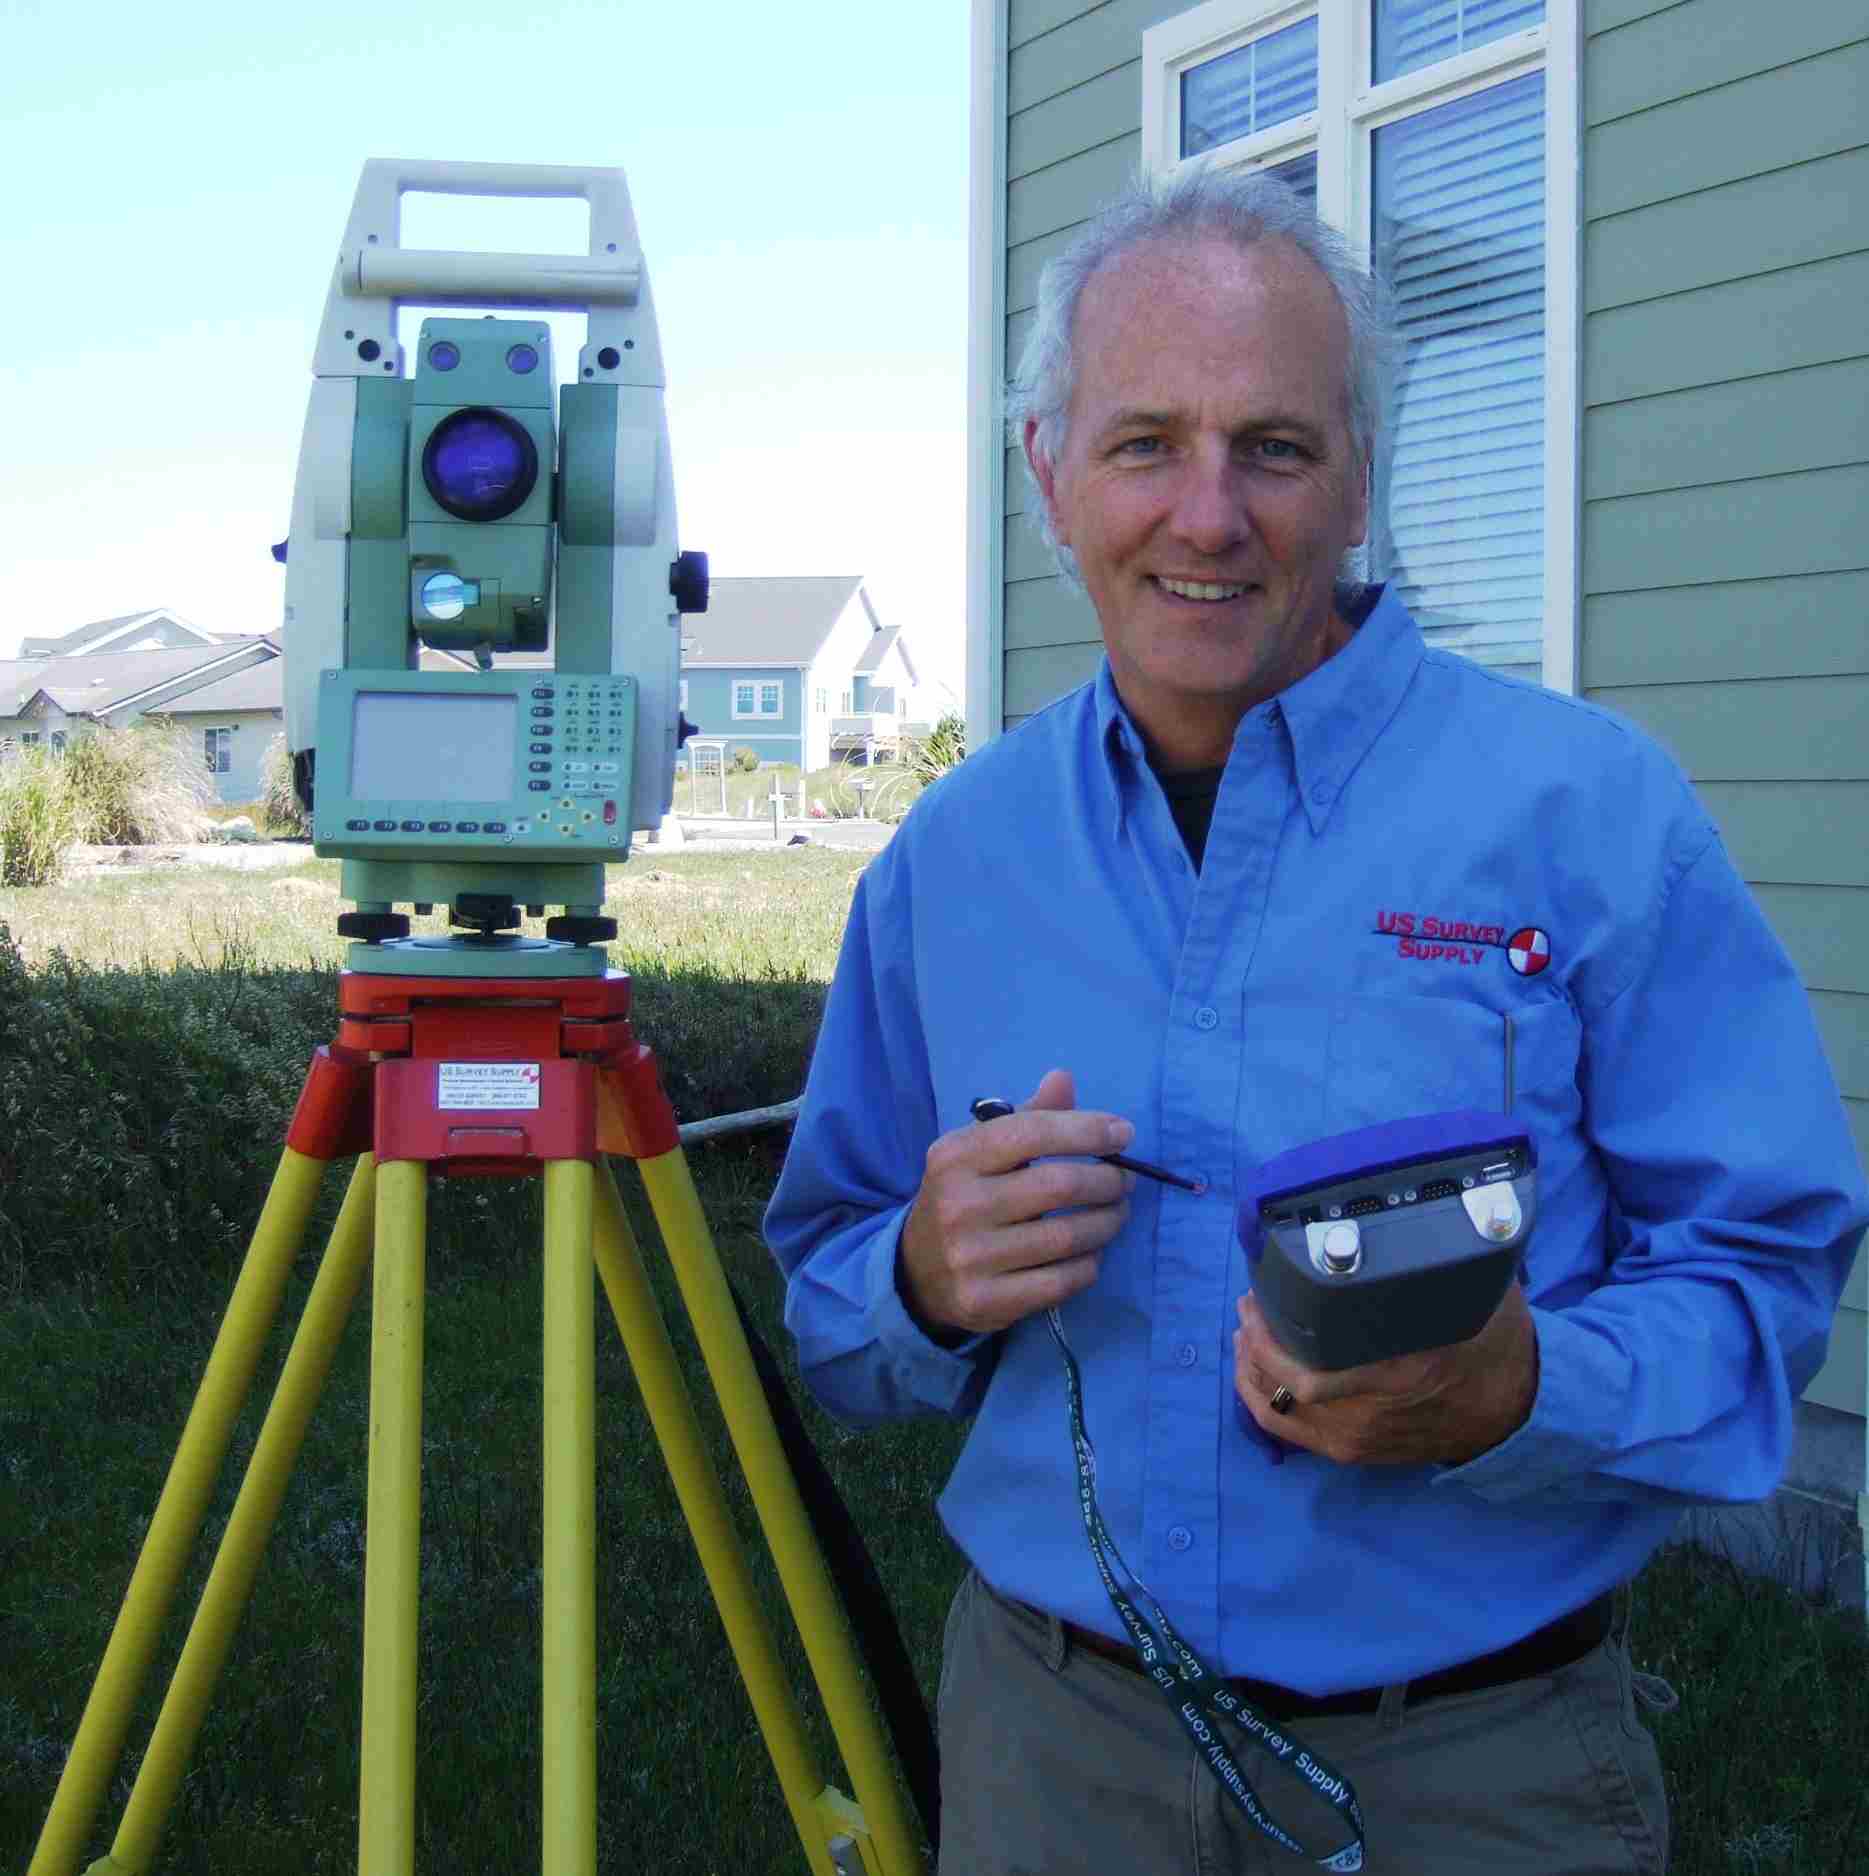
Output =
[{"x1": 1092, "y1": 582, "x2": 1424, "y2": 837}]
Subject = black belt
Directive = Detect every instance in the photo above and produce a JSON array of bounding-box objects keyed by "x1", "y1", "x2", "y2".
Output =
[{"x1": 1040, "y1": 1590, "x2": 1615, "y2": 1719}]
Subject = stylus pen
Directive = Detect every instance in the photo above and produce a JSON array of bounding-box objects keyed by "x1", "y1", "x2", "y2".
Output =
[{"x1": 969, "y1": 1096, "x2": 1206, "y2": 1193}]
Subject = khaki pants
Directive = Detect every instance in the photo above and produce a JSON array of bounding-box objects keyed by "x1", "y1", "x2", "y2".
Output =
[{"x1": 935, "y1": 1569, "x2": 1674, "y2": 1875}]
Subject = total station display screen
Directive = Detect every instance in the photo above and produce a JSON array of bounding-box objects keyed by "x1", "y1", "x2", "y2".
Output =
[{"x1": 349, "y1": 690, "x2": 517, "y2": 802}]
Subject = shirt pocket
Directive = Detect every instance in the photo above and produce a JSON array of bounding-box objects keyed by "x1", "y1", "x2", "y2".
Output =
[{"x1": 1325, "y1": 993, "x2": 1582, "y2": 1137}]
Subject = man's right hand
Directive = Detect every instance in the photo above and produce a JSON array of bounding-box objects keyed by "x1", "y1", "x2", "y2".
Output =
[{"x1": 897, "y1": 1068, "x2": 1135, "y2": 1340}]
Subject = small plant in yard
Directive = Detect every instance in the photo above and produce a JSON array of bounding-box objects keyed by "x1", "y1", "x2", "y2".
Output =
[
  {"x1": 816, "y1": 717, "x2": 969, "y2": 825},
  {"x1": 904, "y1": 710, "x2": 967, "y2": 786},
  {"x1": 61, "y1": 721, "x2": 214, "y2": 845},
  {"x1": 729, "y1": 744, "x2": 760, "y2": 773},
  {"x1": 260, "y1": 731, "x2": 311, "y2": 836},
  {"x1": 0, "y1": 741, "x2": 94, "y2": 886}
]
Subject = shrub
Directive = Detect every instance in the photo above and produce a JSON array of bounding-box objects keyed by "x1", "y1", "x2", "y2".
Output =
[
  {"x1": 61, "y1": 722, "x2": 213, "y2": 845},
  {"x1": 905, "y1": 711, "x2": 967, "y2": 785},
  {"x1": 0, "y1": 923, "x2": 340, "y2": 1296},
  {"x1": 0, "y1": 742, "x2": 95, "y2": 886},
  {"x1": 260, "y1": 732, "x2": 311, "y2": 836},
  {"x1": 729, "y1": 745, "x2": 761, "y2": 774},
  {"x1": 0, "y1": 920, "x2": 828, "y2": 1298}
]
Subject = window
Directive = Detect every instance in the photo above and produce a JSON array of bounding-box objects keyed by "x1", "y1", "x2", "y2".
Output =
[
  {"x1": 840, "y1": 691, "x2": 853, "y2": 715},
  {"x1": 20, "y1": 731, "x2": 41, "y2": 748},
  {"x1": 814, "y1": 687, "x2": 829, "y2": 714},
  {"x1": 1141, "y1": 0, "x2": 1575, "y2": 687},
  {"x1": 204, "y1": 727, "x2": 232, "y2": 774},
  {"x1": 732, "y1": 680, "x2": 782, "y2": 720},
  {"x1": 1181, "y1": 14, "x2": 1317, "y2": 157},
  {"x1": 49, "y1": 730, "x2": 67, "y2": 755}
]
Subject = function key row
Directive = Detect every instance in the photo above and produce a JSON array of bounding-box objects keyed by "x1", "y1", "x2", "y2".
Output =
[{"x1": 344, "y1": 818, "x2": 508, "y2": 835}]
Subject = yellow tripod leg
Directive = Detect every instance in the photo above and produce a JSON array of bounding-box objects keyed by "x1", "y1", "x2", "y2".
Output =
[
  {"x1": 88, "y1": 1155, "x2": 380, "y2": 1876},
  {"x1": 635, "y1": 1152, "x2": 926, "y2": 1876},
  {"x1": 359, "y1": 1158, "x2": 427, "y2": 1876},
  {"x1": 542, "y1": 1161, "x2": 597, "y2": 1876},
  {"x1": 28, "y1": 1144, "x2": 331, "y2": 1876},
  {"x1": 590, "y1": 1164, "x2": 839, "y2": 1876}
]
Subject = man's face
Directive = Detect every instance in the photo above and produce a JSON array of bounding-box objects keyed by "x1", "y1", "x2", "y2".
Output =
[{"x1": 1026, "y1": 234, "x2": 1370, "y2": 763}]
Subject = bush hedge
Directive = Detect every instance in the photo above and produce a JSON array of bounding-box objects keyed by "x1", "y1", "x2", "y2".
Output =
[{"x1": 0, "y1": 925, "x2": 825, "y2": 1300}]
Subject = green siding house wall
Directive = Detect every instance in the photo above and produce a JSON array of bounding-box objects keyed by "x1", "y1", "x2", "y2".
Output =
[
  {"x1": 1577, "y1": 0, "x2": 1868, "y2": 1443},
  {"x1": 972, "y1": 0, "x2": 1868, "y2": 1602},
  {"x1": 996, "y1": 0, "x2": 1180, "y2": 728}
]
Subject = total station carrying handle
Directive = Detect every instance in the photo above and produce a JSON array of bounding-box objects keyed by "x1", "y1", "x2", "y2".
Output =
[{"x1": 311, "y1": 158, "x2": 661, "y2": 385}]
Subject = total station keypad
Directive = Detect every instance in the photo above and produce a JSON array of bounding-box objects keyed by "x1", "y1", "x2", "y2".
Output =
[{"x1": 525, "y1": 679, "x2": 630, "y2": 802}]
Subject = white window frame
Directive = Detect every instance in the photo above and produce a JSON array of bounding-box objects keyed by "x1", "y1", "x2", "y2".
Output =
[
  {"x1": 204, "y1": 725, "x2": 234, "y2": 774},
  {"x1": 1140, "y1": 0, "x2": 1579, "y2": 693},
  {"x1": 731, "y1": 679, "x2": 783, "y2": 720}
]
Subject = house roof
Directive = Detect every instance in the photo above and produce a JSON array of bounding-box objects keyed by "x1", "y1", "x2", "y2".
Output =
[
  {"x1": 3, "y1": 640, "x2": 273, "y2": 718},
  {"x1": 678, "y1": 575, "x2": 875, "y2": 665},
  {"x1": 145, "y1": 643, "x2": 467, "y2": 716},
  {"x1": 18, "y1": 608, "x2": 226, "y2": 658},
  {"x1": 852, "y1": 623, "x2": 920, "y2": 686},
  {"x1": 143, "y1": 660, "x2": 286, "y2": 715}
]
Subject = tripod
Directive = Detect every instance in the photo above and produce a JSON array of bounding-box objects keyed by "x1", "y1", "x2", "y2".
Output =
[{"x1": 28, "y1": 965, "x2": 926, "y2": 1876}]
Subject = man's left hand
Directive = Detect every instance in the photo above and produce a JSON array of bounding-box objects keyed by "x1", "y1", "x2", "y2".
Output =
[{"x1": 1234, "y1": 1280, "x2": 1540, "y2": 1468}]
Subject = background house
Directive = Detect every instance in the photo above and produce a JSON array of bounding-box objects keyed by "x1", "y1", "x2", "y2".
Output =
[
  {"x1": 142, "y1": 660, "x2": 294, "y2": 804},
  {"x1": 966, "y1": 0, "x2": 1867, "y2": 1607},
  {"x1": 18, "y1": 608, "x2": 246, "y2": 660},
  {"x1": 1, "y1": 610, "x2": 478, "y2": 805},
  {"x1": 1, "y1": 613, "x2": 281, "y2": 804},
  {"x1": 678, "y1": 574, "x2": 949, "y2": 770}
]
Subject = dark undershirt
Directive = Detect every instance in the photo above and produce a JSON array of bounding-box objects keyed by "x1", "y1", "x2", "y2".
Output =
[
  {"x1": 1152, "y1": 763, "x2": 1226, "y2": 873},
  {"x1": 1145, "y1": 584, "x2": 1378, "y2": 873}
]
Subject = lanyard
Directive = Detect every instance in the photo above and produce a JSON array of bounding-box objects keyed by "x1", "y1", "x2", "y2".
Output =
[{"x1": 1049, "y1": 1306, "x2": 1368, "y2": 1872}]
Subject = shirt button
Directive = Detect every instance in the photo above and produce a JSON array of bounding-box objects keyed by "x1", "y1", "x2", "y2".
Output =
[
  {"x1": 1310, "y1": 782, "x2": 1334, "y2": 804},
  {"x1": 1168, "y1": 1525, "x2": 1193, "y2": 1552},
  {"x1": 1194, "y1": 1006, "x2": 1219, "y2": 1030},
  {"x1": 1176, "y1": 1342, "x2": 1197, "y2": 1368}
]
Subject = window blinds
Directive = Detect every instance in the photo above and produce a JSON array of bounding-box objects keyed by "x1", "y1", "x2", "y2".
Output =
[
  {"x1": 1371, "y1": 71, "x2": 1545, "y2": 674},
  {"x1": 1268, "y1": 151, "x2": 1318, "y2": 206},
  {"x1": 1182, "y1": 15, "x2": 1319, "y2": 158},
  {"x1": 1374, "y1": 0, "x2": 1545, "y2": 84}
]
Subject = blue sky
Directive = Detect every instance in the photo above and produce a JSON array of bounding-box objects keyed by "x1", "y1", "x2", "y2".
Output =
[{"x1": 0, "y1": 0, "x2": 971, "y2": 697}]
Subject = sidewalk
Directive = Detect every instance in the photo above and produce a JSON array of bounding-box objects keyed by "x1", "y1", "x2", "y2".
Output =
[{"x1": 654, "y1": 816, "x2": 895, "y2": 854}]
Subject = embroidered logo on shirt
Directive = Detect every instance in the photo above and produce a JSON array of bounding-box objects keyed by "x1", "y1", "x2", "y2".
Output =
[
  {"x1": 1373, "y1": 910, "x2": 1552, "y2": 972},
  {"x1": 1506, "y1": 927, "x2": 1551, "y2": 976}
]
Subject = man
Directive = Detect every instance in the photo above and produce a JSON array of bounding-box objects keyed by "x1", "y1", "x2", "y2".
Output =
[{"x1": 763, "y1": 165, "x2": 1867, "y2": 1875}]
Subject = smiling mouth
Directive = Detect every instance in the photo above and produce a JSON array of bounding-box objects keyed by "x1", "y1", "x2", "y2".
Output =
[{"x1": 1154, "y1": 576, "x2": 1252, "y2": 602}]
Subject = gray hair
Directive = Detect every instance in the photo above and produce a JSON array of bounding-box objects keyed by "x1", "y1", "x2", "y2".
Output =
[{"x1": 1007, "y1": 164, "x2": 1397, "y2": 582}]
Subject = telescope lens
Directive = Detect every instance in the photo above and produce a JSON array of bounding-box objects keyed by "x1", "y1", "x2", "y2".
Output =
[
  {"x1": 421, "y1": 572, "x2": 473, "y2": 621},
  {"x1": 422, "y1": 409, "x2": 538, "y2": 522},
  {"x1": 428, "y1": 340, "x2": 461, "y2": 371},
  {"x1": 506, "y1": 343, "x2": 539, "y2": 374}
]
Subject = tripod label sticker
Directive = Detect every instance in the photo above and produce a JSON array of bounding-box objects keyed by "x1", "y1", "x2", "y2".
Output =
[{"x1": 438, "y1": 1062, "x2": 543, "y2": 1109}]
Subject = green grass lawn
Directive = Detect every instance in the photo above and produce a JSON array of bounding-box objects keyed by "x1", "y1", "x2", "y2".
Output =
[{"x1": 1, "y1": 854, "x2": 1864, "y2": 1875}]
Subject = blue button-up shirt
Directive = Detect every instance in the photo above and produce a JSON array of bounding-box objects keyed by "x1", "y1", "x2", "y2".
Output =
[{"x1": 762, "y1": 585, "x2": 1867, "y2": 1694}]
